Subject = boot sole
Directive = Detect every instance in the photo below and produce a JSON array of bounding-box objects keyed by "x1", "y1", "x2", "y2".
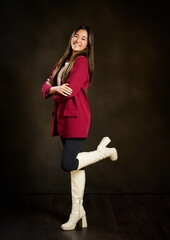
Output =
[{"x1": 61, "y1": 215, "x2": 87, "y2": 230}]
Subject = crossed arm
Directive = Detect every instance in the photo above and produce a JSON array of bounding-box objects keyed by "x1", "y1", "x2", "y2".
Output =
[
  {"x1": 42, "y1": 56, "x2": 89, "y2": 102},
  {"x1": 47, "y1": 81, "x2": 72, "y2": 96}
]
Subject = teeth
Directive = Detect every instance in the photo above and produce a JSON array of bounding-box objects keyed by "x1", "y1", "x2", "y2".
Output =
[{"x1": 74, "y1": 44, "x2": 80, "y2": 47}]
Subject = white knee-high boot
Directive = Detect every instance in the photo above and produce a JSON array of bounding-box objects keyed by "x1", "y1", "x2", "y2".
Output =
[
  {"x1": 61, "y1": 169, "x2": 87, "y2": 230},
  {"x1": 77, "y1": 136, "x2": 118, "y2": 170}
]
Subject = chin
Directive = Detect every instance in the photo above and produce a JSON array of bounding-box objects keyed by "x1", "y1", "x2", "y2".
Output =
[
  {"x1": 73, "y1": 47, "x2": 81, "y2": 51},
  {"x1": 72, "y1": 49, "x2": 81, "y2": 53}
]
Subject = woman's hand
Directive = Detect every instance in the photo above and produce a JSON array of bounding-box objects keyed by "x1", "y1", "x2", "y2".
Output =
[
  {"x1": 47, "y1": 82, "x2": 72, "y2": 96},
  {"x1": 46, "y1": 79, "x2": 51, "y2": 86},
  {"x1": 56, "y1": 83, "x2": 73, "y2": 96}
]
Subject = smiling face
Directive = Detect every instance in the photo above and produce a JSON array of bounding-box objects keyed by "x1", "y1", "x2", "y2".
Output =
[{"x1": 71, "y1": 29, "x2": 88, "y2": 53}]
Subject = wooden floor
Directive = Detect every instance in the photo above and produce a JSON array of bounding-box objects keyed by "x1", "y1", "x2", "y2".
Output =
[{"x1": 0, "y1": 193, "x2": 170, "y2": 240}]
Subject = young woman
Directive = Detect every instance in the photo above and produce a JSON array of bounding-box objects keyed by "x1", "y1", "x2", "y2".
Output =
[{"x1": 42, "y1": 25, "x2": 118, "y2": 231}]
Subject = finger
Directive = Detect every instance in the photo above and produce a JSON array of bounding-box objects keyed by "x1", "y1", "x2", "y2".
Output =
[
  {"x1": 64, "y1": 89, "x2": 72, "y2": 94},
  {"x1": 61, "y1": 92, "x2": 68, "y2": 96},
  {"x1": 63, "y1": 90, "x2": 71, "y2": 95},
  {"x1": 62, "y1": 86, "x2": 72, "y2": 92},
  {"x1": 65, "y1": 86, "x2": 72, "y2": 91},
  {"x1": 64, "y1": 88, "x2": 72, "y2": 93},
  {"x1": 66, "y1": 86, "x2": 72, "y2": 91}
]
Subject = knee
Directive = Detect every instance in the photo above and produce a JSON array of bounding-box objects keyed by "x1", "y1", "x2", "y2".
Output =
[
  {"x1": 61, "y1": 165, "x2": 72, "y2": 172},
  {"x1": 61, "y1": 162, "x2": 74, "y2": 172}
]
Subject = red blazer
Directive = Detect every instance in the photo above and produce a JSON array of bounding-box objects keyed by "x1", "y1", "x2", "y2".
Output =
[{"x1": 42, "y1": 56, "x2": 91, "y2": 138}]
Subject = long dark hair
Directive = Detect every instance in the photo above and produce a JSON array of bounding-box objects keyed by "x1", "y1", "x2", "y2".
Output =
[{"x1": 50, "y1": 25, "x2": 94, "y2": 86}]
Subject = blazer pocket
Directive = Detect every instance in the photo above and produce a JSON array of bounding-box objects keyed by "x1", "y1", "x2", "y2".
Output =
[{"x1": 63, "y1": 109, "x2": 78, "y2": 118}]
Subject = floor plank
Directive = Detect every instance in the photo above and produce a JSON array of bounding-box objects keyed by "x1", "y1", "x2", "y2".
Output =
[{"x1": 0, "y1": 193, "x2": 170, "y2": 240}]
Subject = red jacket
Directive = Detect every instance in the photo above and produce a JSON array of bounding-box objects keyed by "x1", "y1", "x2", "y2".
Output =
[{"x1": 42, "y1": 56, "x2": 91, "y2": 138}]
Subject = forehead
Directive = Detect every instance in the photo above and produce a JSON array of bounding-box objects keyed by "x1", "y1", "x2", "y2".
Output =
[{"x1": 75, "y1": 29, "x2": 88, "y2": 37}]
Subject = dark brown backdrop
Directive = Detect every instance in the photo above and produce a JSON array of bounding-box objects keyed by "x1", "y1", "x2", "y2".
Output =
[{"x1": 1, "y1": 0, "x2": 169, "y2": 193}]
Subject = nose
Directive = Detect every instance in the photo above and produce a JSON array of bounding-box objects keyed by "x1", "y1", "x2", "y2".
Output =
[{"x1": 75, "y1": 36, "x2": 81, "y2": 43}]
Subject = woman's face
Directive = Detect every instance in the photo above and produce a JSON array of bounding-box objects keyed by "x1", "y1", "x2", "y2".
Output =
[{"x1": 71, "y1": 29, "x2": 88, "y2": 53}]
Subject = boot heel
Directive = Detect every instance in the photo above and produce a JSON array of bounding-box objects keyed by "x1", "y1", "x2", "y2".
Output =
[
  {"x1": 110, "y1": 148, "x2": 118, "y2": 161},
  {"x1": 81, "y1": 215, "x2": 87, "y2": 228},
  {"x1": 97, "y1": 137, "x2": 111, "y2": 151}
]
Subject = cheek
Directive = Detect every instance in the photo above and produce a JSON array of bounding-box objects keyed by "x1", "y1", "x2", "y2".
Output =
[
  {"x1": 71, "y1": 37, "x2": 75, "y2": 44},
  {"x1": 83, "y1": 41, "x2": 88, "y2": 48}
]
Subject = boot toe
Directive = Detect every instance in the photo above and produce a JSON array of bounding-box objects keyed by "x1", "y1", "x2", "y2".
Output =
[{"x1": 110, "y1": 148, "x2": 118, "y2": 161}]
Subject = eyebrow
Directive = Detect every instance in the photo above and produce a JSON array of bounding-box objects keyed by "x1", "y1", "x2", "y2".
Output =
[{"x1": 75, "y1": 33, "x2": 87, "y2": 38}]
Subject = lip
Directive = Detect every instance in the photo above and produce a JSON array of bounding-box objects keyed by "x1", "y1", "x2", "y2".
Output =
[{"x1": 73, "y1": 43, "x2": 81, "y2": 47}]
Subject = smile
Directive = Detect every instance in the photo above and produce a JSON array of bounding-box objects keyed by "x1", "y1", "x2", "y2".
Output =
[{"x1": 73, "y1": 43, "x2": 81, "y2": 47}]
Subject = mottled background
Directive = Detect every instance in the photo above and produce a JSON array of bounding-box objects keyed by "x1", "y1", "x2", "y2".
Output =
[{"x1": 1, "y1": 0, "x2": 169, "y2": 193}]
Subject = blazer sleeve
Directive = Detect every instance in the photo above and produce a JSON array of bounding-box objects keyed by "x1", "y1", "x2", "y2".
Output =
[
  {"x1": 53, "y1": 56, "x2": 89, "y2": 102},
  {"x1": 42, "y1": 61, "x2": 59, "y2": 99}
]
